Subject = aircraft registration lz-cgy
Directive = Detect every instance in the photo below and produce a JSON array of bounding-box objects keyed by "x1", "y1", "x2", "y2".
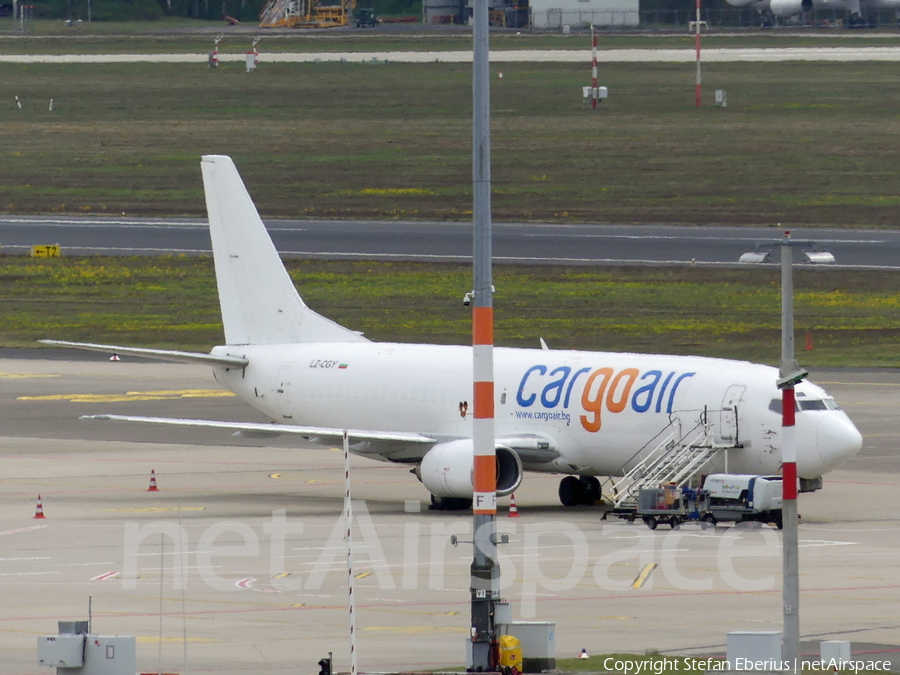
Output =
[{"x1": 43, "y1": 155, "x2": 863, "y2": 511}]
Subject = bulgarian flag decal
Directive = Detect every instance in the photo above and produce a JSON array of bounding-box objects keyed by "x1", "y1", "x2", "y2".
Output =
[{"x1": 338, "y1": 363, "x2": 349, "y2": 369}]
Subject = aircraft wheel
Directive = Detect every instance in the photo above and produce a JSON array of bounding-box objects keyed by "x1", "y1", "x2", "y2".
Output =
[
  {"x1": 582, "y1": 475, "x2": 602, "y2": 504},
  {"x1": 646, "y1": 516, "x2": 657, "y2": 530},
  {"x1": 558, "y1": 476, "x2": 585, "y2": 506},
  {"x1": 429, "y1": 495, "x2": 473, "y2": 511}
]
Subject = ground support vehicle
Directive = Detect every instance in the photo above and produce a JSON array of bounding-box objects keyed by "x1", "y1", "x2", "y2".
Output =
[
  {"x1": 701, "y1": 474, "x2": 784, "y2": 529},
  {"x1": 636, "y1": 486, "x2": 705, "y2": 530}
]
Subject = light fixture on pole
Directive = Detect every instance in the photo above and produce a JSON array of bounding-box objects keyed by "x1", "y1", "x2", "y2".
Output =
[{"x1": 739, "y1": 229, "x2": 834, "y2": 674}]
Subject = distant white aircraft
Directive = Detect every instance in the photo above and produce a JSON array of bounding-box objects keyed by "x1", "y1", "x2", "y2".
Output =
[
  {"x1": 43, "y1": 155, "x2": 863, "y2": 510},
  {"x1": 726, "y1": 0, "x2": 899, "y2": 21}
]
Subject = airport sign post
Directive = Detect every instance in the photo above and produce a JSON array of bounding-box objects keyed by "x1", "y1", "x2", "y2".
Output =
[{"x1": 740, "y1": 231, "x2": 834, "y2": 674}]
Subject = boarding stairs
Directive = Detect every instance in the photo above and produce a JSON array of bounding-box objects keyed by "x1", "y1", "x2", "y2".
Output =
[{"x1": 610, "y1": 410, "x2": 734, "y2": 511}]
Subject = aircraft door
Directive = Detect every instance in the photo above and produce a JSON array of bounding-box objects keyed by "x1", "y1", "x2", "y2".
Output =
[
  {"x1": 718, "y1": 384, "x2": 745, "y2": 445},
  {"x1": 276, "y1": 365, "x2": 293, "y2": 419}
]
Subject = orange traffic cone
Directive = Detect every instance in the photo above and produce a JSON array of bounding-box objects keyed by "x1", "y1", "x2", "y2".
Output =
[
  {"x1": 508, "y1": 493, "x2": 520, "y2": 518},
  {"x1": 34, "y1": 494, "x2": 45, "y2": 519},
  {"x1": 147, "y1": 470, "x2": 159, "y2": 492},
  {"x1": 805, "y1": 331, "x2": 813, "y2": 351}
]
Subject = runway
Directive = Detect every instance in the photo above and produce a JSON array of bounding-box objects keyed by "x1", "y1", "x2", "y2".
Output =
[
  {"x1": 0, "y1": 354, "x2": 898, "y2": 673},
  {"x1": 3, "y1": 215, "x2": 900, "y2": 269}
]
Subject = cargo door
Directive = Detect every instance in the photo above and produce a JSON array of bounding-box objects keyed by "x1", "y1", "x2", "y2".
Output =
[
  {"x1": 718, "y1": 385, "x2": 745, "y2": 445},
  {"x1": 276, "y1": 365, "x2": 293, "y2": 420}
]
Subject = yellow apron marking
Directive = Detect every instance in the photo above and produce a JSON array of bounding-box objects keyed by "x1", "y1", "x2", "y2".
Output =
[
  {"x1": 273, "y1": 573, "x2": 291, "y2": 580},
  {"x1": 98, "y1": 507, "x2": 206, "y2": 513},
  {"x1": 18, "y1": 389, "x2": 235, "y2": 403},
  {"x1": 292, "y1": 603, "x2": 305, "y2": 608},
  {"x1": 354, "y1": 572, "x2": 372, "y2": 579},
  {"x1": 269, "y1": 473, "x2": 282, "y2": 479},
  {"x1": 0, "y1": 373, "x2": 59, "y2": 379},
  {"x1": 631, "y1": 563, "x2": 657, "y2": 589}
]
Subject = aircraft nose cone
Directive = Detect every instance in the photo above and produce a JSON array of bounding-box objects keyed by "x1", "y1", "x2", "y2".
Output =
[{"x1": 816, "y1": 414, "x2": 862, "y2": 473}]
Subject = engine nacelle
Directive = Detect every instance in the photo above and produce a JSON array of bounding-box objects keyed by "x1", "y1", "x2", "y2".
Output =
[
  {"x1": 769, "y1": 0, "x2": 808, "y2": 16},
  {"x1": 417, "y1": 440, "x2": 523, "y2": 499}
]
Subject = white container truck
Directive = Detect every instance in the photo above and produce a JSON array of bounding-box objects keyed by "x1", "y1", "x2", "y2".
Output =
[{"x1": 702, "y1": 474, "x2": 783, "y2": 528}]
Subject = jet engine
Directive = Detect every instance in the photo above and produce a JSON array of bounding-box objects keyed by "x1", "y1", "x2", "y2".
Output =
[
  {"x1": 768, "y1": 0, "x2": 809, "y2": 16},
  {"x1": 416, "y1": 439, "x2": 523, "y2": 499}
]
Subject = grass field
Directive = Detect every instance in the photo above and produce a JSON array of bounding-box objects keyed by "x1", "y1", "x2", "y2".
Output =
[
  {"x1": 3, "y1": 59, "x2": 900, "y2": 227},
  {"x1": 6, "y1": 256, "x2": 899, "y2": 367}
]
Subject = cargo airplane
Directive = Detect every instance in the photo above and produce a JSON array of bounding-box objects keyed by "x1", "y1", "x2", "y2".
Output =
[
  {"x1": 43, "y1": 155, "x2": 863, "y2": 510},
  {"x1": 726, "y1": 0, "x2": 899, "y2": 22}
]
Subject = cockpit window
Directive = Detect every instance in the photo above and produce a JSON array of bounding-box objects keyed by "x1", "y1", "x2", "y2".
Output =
[{"x1": 768, "y1": 397, "x2": 840, "y2": 413}]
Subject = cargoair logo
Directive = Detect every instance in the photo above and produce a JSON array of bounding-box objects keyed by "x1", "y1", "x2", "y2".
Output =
[{"x1": 516, "y1": 365, "x2": 695, "y2": 433}]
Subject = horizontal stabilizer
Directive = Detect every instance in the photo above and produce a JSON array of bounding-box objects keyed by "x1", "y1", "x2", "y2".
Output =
[
  {"x1": 39, "y1": 340, "x2": 248, "y2": 368},
  {"x1": 80, "y1": 414, "x2": 437, "y2": 445}
]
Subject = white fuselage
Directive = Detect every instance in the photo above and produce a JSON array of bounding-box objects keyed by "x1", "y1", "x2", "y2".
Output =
[
  {"x1": 211, "y1": 342, "x2": 862, "y2": 480},
  {"x1": 727, "y1": 0, "x2": 900, "y2": 17}
]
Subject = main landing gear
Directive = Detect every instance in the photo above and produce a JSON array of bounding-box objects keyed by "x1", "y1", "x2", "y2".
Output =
[
  {"x1": 558, "y1": 475, "x2": 602, "y2": 506},
  {"x1": 429, "y1": 495, "x2": 473, "y2": 511}
]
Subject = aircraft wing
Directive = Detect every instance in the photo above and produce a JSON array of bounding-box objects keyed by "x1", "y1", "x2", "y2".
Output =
[
  {"x1": 80, "y1": 414, "x2": 438, "y2": 445},
  {"x1": 40, "y1": 340, "x2": 248, "y2": 369}
]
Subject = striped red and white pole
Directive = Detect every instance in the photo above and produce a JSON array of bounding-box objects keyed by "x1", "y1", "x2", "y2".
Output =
[
  {"x1": 472, "y1": 306, "x2": 496, "y2": 515},
  {"x1": 591, "y1": 25, "x2": 598, "y2": 110},
  {"x1": 782, "y1": 388, "x2": 798, "y2": 500},
  {"x1": 694, "y1": 0, "x2": 702, "y2": 107}
]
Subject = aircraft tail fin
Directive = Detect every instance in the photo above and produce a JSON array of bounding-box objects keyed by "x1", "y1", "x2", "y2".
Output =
[{"x1": 200, "y1": 155, "x2": 367, "y2": 346}]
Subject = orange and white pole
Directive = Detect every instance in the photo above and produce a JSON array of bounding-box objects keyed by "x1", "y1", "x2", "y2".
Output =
[
  {"x1": 470, "y1": 0, "x2": 499, "y2": 666},
  {"x1": 472, "y1": 305, "x2": 495, "y2": 516}
]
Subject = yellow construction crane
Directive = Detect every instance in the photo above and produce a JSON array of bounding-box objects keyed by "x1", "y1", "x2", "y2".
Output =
[{"x1": 259, "y1": 0, "x2": 356, "y2": 27}]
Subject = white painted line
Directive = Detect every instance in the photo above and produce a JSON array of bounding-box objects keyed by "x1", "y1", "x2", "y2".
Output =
[
  {"x1": 0, "y1": 218, "x2": 203, "y2": 227},
  {"x1": 0, "y1": 556, "x2": 52, "y2": 562},
  {"x1": 4, "y1": 48, "x2": 900, "y2": 63},
  {"x1": 0, "y1": 525, "x2": 47, "y2": 537},
  {"x1": 0, "y1": 571, "x2": 59, "y2": 577}
]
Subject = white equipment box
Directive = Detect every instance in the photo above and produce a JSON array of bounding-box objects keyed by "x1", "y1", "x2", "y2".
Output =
[
  {"x1": 38, "y1": 633, "x2": 135, "y2": 674},
  {"x1": 37, "y1": 634, "x2": 85, "y2": 668}
]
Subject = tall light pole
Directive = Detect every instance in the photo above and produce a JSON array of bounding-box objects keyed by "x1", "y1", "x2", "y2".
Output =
[
  {"x1": 740, "y1": 230, "x2": 834, "y2": 673},
  {"x1": 469, "y1": 0, "x2": 499, "y2": 669}
]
